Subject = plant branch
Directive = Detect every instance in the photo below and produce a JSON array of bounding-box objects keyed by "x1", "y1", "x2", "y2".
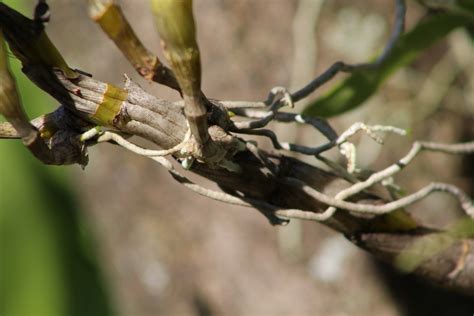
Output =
[
  {"x1": 316, "y1": 140, "x2": 474, "y2": 220},
  {"x1": 291, "y1": 0, "x2": 406, "y2": 102},
  {"x1": 0, "y1": 29, "x2": 87, "y2": 165},
  {"x1": 151, "y1": 0, "x2": 210, "y2": 146},
  {"x1": 219, "y1": 0, "x2": 406, "y2": 114},
  {"x1": 87, "y1": 0, "x2": 180, "y2": 91},
  {"x1": 1, "y1": 2, "x2": 474, "y2": 295}
]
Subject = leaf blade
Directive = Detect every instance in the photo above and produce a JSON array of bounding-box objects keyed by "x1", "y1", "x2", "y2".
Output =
[{"x1": 303, "y1": 13, "x2": 473, "y2": 118}]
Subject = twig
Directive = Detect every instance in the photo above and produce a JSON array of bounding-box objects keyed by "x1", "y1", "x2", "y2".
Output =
[
  {"x1": 87, "y1": 128, "x2": 192, "y2": 157},
  {"x1": 317, "y1": 141, "x2": 474, "y2": 221},
  {"x1": 230, "y1": 108, "x2": 338, "y2": 141},
  {"x1": 87, "y1": 0, "x2": 180, "y2": 90},
  {"x1": 92, "y1": 129, "x2": 474, "y2": 222},
  {"x1": 94, "y1": 130, "x2": 292, "y2": 224},
  {"x1": 0, "y1": 29, "x2": 86, "y2": 165},
  {"x1": 225, "y1": 0, "x2": 406, "y2": 160},
  {"x1": 335, "y1": 122, "x2": 407, "y2": 145},
  {"x1": 2, "y1": 2, "x2": 472, "y2": 223},
  {"x1": 229, "y1": 107, "x2": 338, "y2": 156},
  {"x1": 236, "y1": 127, "x2": 335, "y2": 156},
  {"x1": 219, "y1": 101, "x2": 267, "y2": 110},
  {"x1": 291, "y1": 0, "x2": 406, "y2": 102},
  {"x1": 236, "y1": 121, "x2": 406, "y2": 169},
  {"x1": 231, "y1": 87, "x2": 294, "y2": 130},
  {"x1": 334, "y1": 122, "x2": 407, "y2": 172},
  {"x1": 222, "y1": 0, "x2": 406, "y2": 109},
  {"x1": 284, "y1": 177, "x2": 474, "y2": 218}
]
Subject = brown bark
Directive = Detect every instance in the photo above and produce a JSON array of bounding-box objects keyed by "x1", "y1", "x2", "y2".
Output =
[{"x1": 0, "y1": 3, "x2": 473, "y2": 296}]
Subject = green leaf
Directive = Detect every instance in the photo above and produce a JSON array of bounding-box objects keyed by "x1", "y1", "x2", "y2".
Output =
[
  {"x1": 1, "y1": 2, "x2": 114, "y2": 316},
  {"x1": 417, "y1": 0, "x2": 474, "y2": 19},
  {"x1": 302, "y1": 13, "x2": 473, "y2": 118}
]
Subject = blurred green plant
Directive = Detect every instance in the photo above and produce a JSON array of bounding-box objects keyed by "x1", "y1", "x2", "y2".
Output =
[
  {"x1": 303, "y1": 12, "x2": 473, "y2": 118},
  {"x1": 0, "y1": 1, "x2": 113, "y2": 316}
]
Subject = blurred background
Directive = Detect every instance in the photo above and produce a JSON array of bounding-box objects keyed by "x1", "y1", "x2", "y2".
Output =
[{"x1": 0, "y1": 0, "x2": 473, "y2": 315}]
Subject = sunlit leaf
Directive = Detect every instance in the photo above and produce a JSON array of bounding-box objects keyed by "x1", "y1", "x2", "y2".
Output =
[{"x1": 303, "y1": 13, "x2": 473, "y2": 118}]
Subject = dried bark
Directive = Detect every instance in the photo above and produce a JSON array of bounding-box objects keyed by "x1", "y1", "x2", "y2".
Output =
[{"x1": 0, "y1": 3, "x2": 473, "y2": 296}]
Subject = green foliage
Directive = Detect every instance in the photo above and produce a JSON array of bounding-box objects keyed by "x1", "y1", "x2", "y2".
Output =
[
  {"x1": 0, "y1": 2, "x2": 113, "y2": 316},
  {"x1": 454, "y1": 0, "x2": 474, "y2": 17},
  {"x1": 303, "y1": 13, "x2": 473, "y2": 118}
]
